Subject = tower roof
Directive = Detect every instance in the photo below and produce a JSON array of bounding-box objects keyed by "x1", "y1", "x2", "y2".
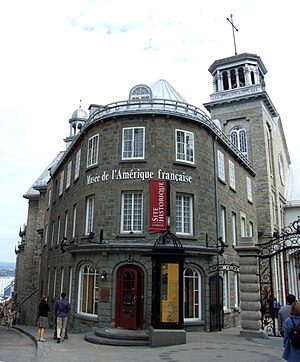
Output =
[{"x1": 150, "y1": 79, "x2": 186, "y2": 102}]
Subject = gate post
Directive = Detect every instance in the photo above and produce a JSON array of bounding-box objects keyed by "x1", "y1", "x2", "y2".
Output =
[{"x1": 235, "y1": 237, "x2": 268, "y2": 338}]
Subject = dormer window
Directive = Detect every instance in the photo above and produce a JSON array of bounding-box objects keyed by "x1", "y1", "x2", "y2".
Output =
[{"x1": 129, "y1": 84, "x2": 152, "y2": 101}]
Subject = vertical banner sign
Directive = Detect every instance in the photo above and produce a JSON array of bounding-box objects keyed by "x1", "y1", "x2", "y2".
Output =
[{"x1": 149, "y1": 180, "x2": 167, "y2": 233}]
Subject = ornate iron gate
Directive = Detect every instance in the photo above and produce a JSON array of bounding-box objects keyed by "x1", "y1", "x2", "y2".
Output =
[
  {"x1": 257, "y1": 218, "x2": 300, "y2": 336},
  {"x1": 209, "y1": 275, "x2": 223, "y2": 331}
]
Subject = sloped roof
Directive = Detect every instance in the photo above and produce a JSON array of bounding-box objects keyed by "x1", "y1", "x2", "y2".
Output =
[{"x1": 23, "y1": 151, "x2": 65, "y2": 200}]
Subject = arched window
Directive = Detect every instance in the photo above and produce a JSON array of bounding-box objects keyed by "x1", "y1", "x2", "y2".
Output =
[
  {"x1": 78, "y1": 264, "x2": 99, "y2": 316},
  {"x1": 230, "y1": 126, "x2": 248, "y2": 157},
  {"x1": 238, "y1": 67, "x2": 245, "y2": 87},
  {"x1": 184, "y1": 267, "x2": 202, "y2": 320},
  {"x1": 230, "y1": 69, "x2": 237, "y2": 88},
  {"x1": 129, "y1": 84, "x2": 152, "y2": 101},
  {"x1": 222, "y1": 71, "x2": 229, "y2": 90}
]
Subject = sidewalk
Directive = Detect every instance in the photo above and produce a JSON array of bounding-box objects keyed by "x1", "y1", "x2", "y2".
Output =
[{"x1": 14, "y1": 324, "x2": 285, "y2": 362}]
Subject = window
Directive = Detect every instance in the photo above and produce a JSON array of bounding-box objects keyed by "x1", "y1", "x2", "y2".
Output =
[
  {"x1": 53, "y1": 267, "x2": 57, "y2": 298},
  {"x1": 68, "y1": 267, "x2": 73, "y2": 302},
  {"x1": 229, "y1": 160, "x2": 236, "y2": 190},
  {"x1": 47, "y1": 188, "x2": 52, "y2": 208},
  {"x1": 223, "y1": 271, "x2": 230, "y2": 310},
  {"x1": 66, "y1": 161, "x2": 72, "y2": 189},
  {"x1": 249, "y1": 221, "x2": 254, "y2": 237},
  {"x1": 72, "y1": 204, "x2": 77, "y2": 239},
  {"x1": 56, "y1": 216, "x2": 61, "y2": 246},
  {"x1": 47, "y1": 268, "x2": 51, "y2": 296},
  {"x1": 266, "y1": 125, "x2": 273, "y2": 175},
  {"x1": 78, "y1": 264, "x2": 99, "y2": 315},
  {"x1": 85, "y1": 196, "x2": 95, "y2": 235},
  {"x1": 217, "y1": 150, "x2": 225, "y2": 182},
  {"x1": 220, "y1": 206, "x2": 226, "y2": 243},
  {"x1": 241, "y1": 213, "x2": 246, "y2": 237},
  {"x1": 74, "y1": 149, "x2": 81, "y2": 180},
  {"x1": 122, "y1": 127, "x2": 144, "y2": 159},
  {"x1": 176, "y1": 130, "x2": 194, "y2": 163},
  {"x1": 234, "y1": 272, "x2": 239, "y2": 308},
  {"x1": 184, "y1": 267, "x2": 201, "y2": 320},
  {"x1": 247, "y1": 177, "x2": 252, "y2": 202},
  {"x1": 60, "y1": 267, "x2": 64, "y2": 294},
  {"x1": 51, "y1": 221, "x2": 55, "y2": 247},
  {"x1": 121, "y1": 192, "x2": 143, "y2": 233},
  {"x1": 44, "y1": 224, "x2": 48, "y2": 245},
  {"x1": 230, "y1": 126, "x2": 247, "y2": 157},
  {"x1": 176, "y1": 194, "x2": 193, "y2": 235},
  {"x1": 59, "y1": 171, "x2": 64, "y2": 196},
  {"x1": 232, "y1": 212, "x2": 237, "y2": 246},
  {"x1": 64, "y1": 211, "x2": 68, "y2": 238},
  {"x1": 87, "y1": 135, "x2": 99, "y2": 167},
  {"x1": 129, "y1": 85, "x2": 152, "y2": 100}
]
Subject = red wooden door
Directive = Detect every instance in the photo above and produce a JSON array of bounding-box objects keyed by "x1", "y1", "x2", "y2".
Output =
[{"x1": 116, "y1": 266, "x2": 143, "y2": 329}]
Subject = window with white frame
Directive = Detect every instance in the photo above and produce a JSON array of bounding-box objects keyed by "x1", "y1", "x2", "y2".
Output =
[
  {"x1": 220, "y1": 206, "x2": 226, "y2": 243},
  {"x1": 87, "y1": 135, "x2": 99, "y2": 167},
  {"x1": 51, "y1": 221, "x2": 55, "y2": 247},
  {"x1": 85, "y1": 196, "x2": 95, "y2": 235},
  {"x1": 176, "y1": 194, "x2": 193, "y2": 235},
  {"x1": 122, "y1": 127, "x2": 145, "y2": 160},
  {"x1": 64, "y1": 211, "x2": 68, "y2": 238},
  {"x1": 44, "y1": 224, "x2": 48, "y2": 245},
  {"x1": 176, "y1": 129, "x2": 194, "y2": 163},
  {"x1": 223, "y1": 270, "x2": 230, "y2": 310},
  {"x1": 78, "y1": 264, "x2": 99, "y2": 315},
  {"x1": 56, "y1": 216, "x2": 61, "y2": 245},
  {"x1": 74, "y1": 149, "x2": 81, "y2": 180},
  {"x1": 53, "y1": 267, "x2": 57, "y2": 298},
  {"x1": 229, "y1": 160, "x2": 236, "y2": 190},
  {"x1": 72, "y1": 204, "x2": 77, "y2": 239},
  {"x1": 47, "y1": 188, "x2": 52, "y2": 208},
  {"x1": 234, "y1": 272, "x2": 240, "y2": 308},
  {"x1": 230, "y1": 126, "x2": 247, "y2": 157},
  {"x1": 241, "y1": 213, "x2": 246, "y2": 237},
  {"x1": 246, "y1": 177, "x2": 252, "y2": 202},
  {"x1": 60, "y1": 267, "x2": 64, "y2": 294},
  {"x1": 217, "y1": 150, "x2": 225, "y2": 182},
  {"x1": 249, "y1": 221, "x2": 254, "y2": 237},
  {"x1": 232, "y1": 212, "x2": 237, "y2": 246},
  {"x1": 184, "y1": 267, "x2": 202, "y2": 320},
  {"x1": 66, "y1": 161, "x2": 72, "y2": 189},
  {"x1": 59, "y1": 171, "x2": 64, "y2": 196},
  {"x1": 68, "y1": 267, "x2": 73, "y2": 302},
  {"x1": 121, "y1": 192, "x2": 143, "y2": 233}
]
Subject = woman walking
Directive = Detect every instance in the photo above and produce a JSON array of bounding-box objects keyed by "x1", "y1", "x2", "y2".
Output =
[
  {"x1": 37, "y1": 295, "x2": 50, "y2": 342},
  {"x1": 282, "y1": 301, "x2": 300, "y2": 361}
]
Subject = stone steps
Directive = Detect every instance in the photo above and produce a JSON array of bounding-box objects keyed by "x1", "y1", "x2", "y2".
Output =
[{"x1": 84, "y1": 327, "x2": 149, "y2": 346}]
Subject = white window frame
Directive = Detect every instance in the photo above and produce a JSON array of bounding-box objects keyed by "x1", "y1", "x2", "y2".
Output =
[
  {"x1": 77, "y1": 264, "x2": 99, "y2": 316},
  {"x1": 122, "y1": 127, "x2": 145, "y2": 160},
  {"x1": 56, "y1": 216, "x2": 61, "y2": 246},
  {"x1": 249, "y1": 221, "x2": 254, "y2": 237},
  {"x1": 66, "y1": 161, "x2": 72, "y2": 189},
  {"x1": 121, "y1": 192, "x2": 143, "y2": 233},
  {"x1": 64, "y1": 211, "x2": 68, "y2": 238},
  {"x1": 68, "y1": 267, "x2": 73, "y2": 302},
  {"x1": 232, "y1": 212, "x2": 237, "y2": 246},
  {"x1": 176, "y1": 129, "x2": 194, "y2": 164},
  {"x1": 59, "y1": 170, "x2": 64, "y2": 196},
  {"x1": 87, "y1": 134, "x2": 99, "y2": 167},
  {"x1": 184, "y1": 267, "x2": 202, "y2": 321},
  {"x1": 176, "y1": 194, "x2": 193, "y2": 236},
  {"x1": 234, "y1": 272, "x2": 240, "y2": 308},
  {"x1": 223, "y1": 270, "x2": 230, "y2": 310},
  {"x1": 85, "y1": 196, "x2": 95, "y2": 235},
  {"x1": 47, "y1": 188, "x2": 52, "y2": 208},
  {"x1": 51, "y1": 221, "x2": 55, "y2": 247},
  {"x1": 230, "y1": 126, "x2": 248, "y2": 157},
  {"x1": 74, "y1": 149, "x2": 81, "y2": 180},
  {"x1": 53, "y1": 267, "x2": 57, "y2": 299},
  {"x1": 217, "y1": 150, "x2": 225, "y2": 182},
  {"x1": 60, "y1": 267, "x2": 64, "y2": 294},
  {"x1": 72, "y1": 204, "x2": 77, "y2": 239},
  {"x1": 229, "y1": 160, "x2": 236, "y2": 190},
  {"x1": 220, "y1": 206, "x2": 226, "y2": 243},
  {"x1": 247, "y1": 176, "x2": 253, "y2": 202},
  {"x1": 44, "y1": 224, "x2": 48, "y2": 245},
  {"x1": 241, "y1": 212, "x2": 246, "y2": 237}
]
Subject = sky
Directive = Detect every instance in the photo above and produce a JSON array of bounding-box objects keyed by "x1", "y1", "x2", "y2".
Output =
[{"x1": 1, "y1": 0, "x2": 300, "y2": 263}]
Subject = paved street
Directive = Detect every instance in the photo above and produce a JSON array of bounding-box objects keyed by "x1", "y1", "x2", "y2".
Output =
[
  {"x1": 0, "y1": 325, "x2": 36, "y2": 362},
  {"x1": 7, "y1": 324, "x2": 286, "y2": 362}
]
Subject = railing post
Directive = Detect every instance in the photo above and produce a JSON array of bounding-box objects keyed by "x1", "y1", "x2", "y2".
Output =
[{"x1": 235, "y1": 237, "x2": 268, "y2": 338}]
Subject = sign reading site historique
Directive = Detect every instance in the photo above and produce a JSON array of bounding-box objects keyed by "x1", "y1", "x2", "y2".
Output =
[{"x1": 86, "y1": 168, "x2": 193, "y2": 184}]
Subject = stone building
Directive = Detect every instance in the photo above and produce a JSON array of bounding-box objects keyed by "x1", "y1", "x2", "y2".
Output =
[{"x1": 14, "y1": 52, "x2": 293, "y2": 336}]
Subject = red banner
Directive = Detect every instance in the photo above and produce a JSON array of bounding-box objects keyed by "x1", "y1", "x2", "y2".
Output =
[{"x1": 149, "y1": 180, "x2": 167, "y2": 233}]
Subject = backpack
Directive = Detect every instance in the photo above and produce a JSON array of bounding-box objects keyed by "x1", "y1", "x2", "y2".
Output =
[{"x1": 290, "y1": 317, "x2": 300, "y2": 349}]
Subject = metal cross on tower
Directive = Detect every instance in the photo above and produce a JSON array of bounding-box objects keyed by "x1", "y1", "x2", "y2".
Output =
[{"x1": 226, "y1": 14, "x2": 238, "y2": 55}]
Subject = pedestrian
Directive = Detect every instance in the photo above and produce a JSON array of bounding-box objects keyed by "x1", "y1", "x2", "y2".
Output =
[
  {"x1": 273, "y1": 297, "x2": 281, "y2": 319},
  {"x1": 6, "y1": 307, "x2": 15, "y2": 330},
  {"x1": 278, "y1": 294, "x2": 296, "y2": 337},
  {"x1": 37, "y1": 295, "x2": 50, "y2": 342},
  {"x1": 282, "y1": 301, "x2": 300, "y2": 361},
  {"x1": 55, "y1": 292, "x2": 70, "y2": 343}
]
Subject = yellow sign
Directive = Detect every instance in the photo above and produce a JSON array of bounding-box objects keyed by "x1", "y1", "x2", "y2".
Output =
[{"x1": 160, "y1": 263, "x2": 179, "y2": 323}]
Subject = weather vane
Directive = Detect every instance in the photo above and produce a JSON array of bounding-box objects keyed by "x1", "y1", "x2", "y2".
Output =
[{"x1": 226, "y1": 14, "x2": 238, "y2": 55}]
